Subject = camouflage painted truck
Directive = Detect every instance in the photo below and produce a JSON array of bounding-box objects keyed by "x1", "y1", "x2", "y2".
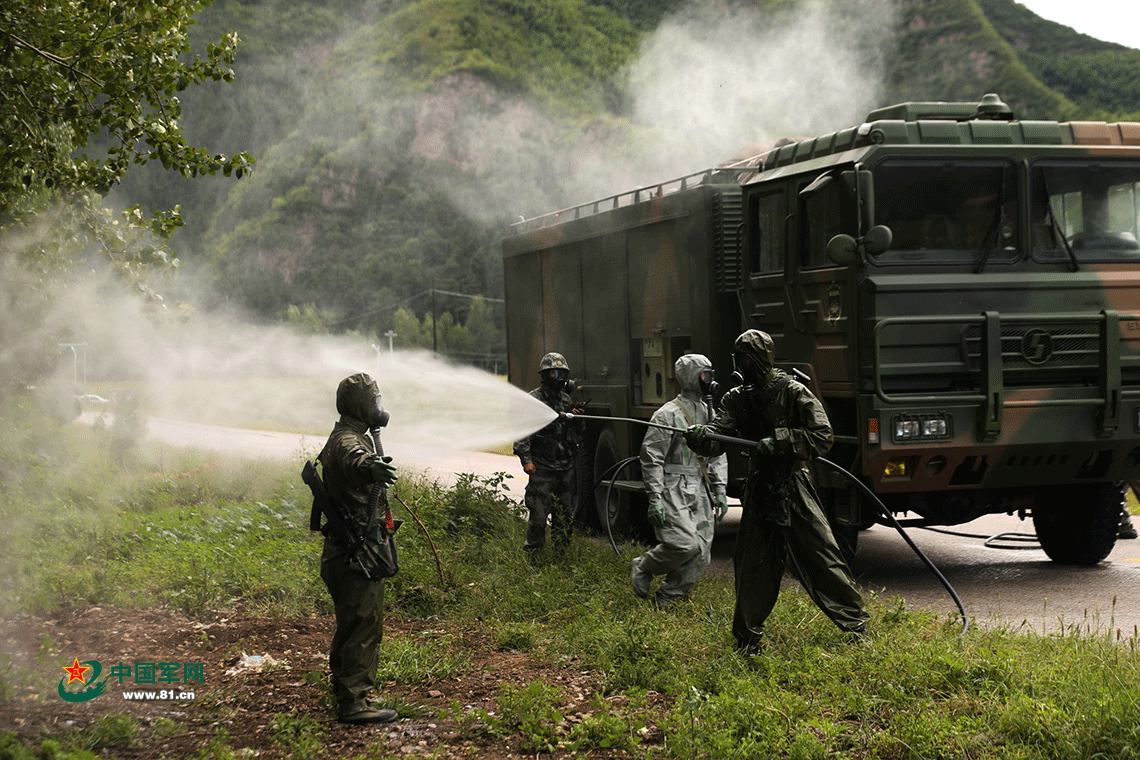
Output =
[{"x1": 502, "y1": 94, "x2": 1140, "y2": 564}]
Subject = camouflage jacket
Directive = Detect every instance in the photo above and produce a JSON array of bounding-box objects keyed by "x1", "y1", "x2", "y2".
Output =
[
  {"x1": 689, "y1": 369, "x2": 833, "y2": 524},
  {"x1": 318, "y1": 375, "x2": 386, "y2": 544},
  {"x1": 514, "y1": 385, "x2": 581, "y2": 472}
]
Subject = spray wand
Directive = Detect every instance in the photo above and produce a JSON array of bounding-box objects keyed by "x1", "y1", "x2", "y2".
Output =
[
  {"x1": 561, "y1": 411, "x2": 970, "y2": 633},
  {"x1": 561, "y1": 412, "x2": 758, "y2": 449}
]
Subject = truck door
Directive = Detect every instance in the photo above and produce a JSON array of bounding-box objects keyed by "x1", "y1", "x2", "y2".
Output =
[
  {"x1": 795, "y1": 170, "x2": 860, "y2": 405},
  {"x1": 739, "y1": 184, "x2": 790, "y2": 341}
]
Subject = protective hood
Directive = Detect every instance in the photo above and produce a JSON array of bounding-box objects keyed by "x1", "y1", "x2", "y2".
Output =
[
  {"x1": 336, "y1": 373, "x2": 382, "y2": 427},
  {"x1": 674, "y1": 353, "x2": 712, "y2": 395},
  {"x1": 734, "y1": 330, "x2": 775, "y2": 377}
]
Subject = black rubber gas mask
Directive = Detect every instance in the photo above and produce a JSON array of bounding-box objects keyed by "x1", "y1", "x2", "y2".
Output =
[
  {"x1": 698, "y1": 369, "x2": 720, "y2": 398},
  {"x1": 541, "y1": 368, "x2": 571, "y2": 393},
  {"x1": 366, "y1": 393, "x2": 391, "y2": 428},
  {"x1": 731, "y1": 352, "x2": 761, "y2": 387}
]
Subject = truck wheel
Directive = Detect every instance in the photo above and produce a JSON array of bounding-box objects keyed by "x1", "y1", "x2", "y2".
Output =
[
  {"x1": 1032, "y1": 482, "x2": 1123, "y2": 565},
  {"x1": 593, "y1": 426, "x2": 632, "y2": 538}
]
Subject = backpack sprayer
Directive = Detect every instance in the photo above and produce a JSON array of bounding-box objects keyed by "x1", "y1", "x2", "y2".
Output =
[{"x1": 559, "y1": 410, "x2": 970, "y2": 633}]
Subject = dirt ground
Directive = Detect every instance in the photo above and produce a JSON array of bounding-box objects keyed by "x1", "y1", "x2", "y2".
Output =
[{"x1": 0, "y1": 606, "x2": 661, "y2": 759}]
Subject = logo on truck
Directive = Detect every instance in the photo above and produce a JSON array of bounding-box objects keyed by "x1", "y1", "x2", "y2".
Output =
[{"x1": 1020, "y1": 329, "x2": 1053, "y2": 365}]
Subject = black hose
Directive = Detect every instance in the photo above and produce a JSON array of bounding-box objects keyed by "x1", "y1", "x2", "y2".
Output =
[
  {"x1": 591, "y1": 456, "x2": 640, "y2": 555},
  {"x1": 567, "y1": 412, "x2": 971, "y2": 632},
  {"x1": 816, "y1": 457, "x2": 969, "y2": 634},
  {"x1": 920, "y1": 526, "x2": 1039, "y2": 550}
]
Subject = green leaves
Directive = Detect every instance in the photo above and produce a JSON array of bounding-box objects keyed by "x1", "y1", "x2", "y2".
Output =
[{"x1": 0, "y1": 0, "x2": 253, "y2": 278}]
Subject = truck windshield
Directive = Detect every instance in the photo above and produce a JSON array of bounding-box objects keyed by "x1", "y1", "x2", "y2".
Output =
[
  {"x1": 871, "y1": 159, "x2": 1019, "y2": 265},
  {"x1": 1032, "y1": 160, "x2": 1140, "y2": 263}
]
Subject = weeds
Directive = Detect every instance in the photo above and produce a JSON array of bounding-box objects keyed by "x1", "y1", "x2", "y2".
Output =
[
  {"x1": 269, "y1": 712, "x2": 324, "y2": 760},
  {"x1": 375, "y1": 632, "x2": 468, "y2": 684},
  {"x1": 3, "y1": 400, "x2": 1140, "y2": 759}
]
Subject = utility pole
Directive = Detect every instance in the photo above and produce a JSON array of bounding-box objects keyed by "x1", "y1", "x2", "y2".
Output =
[
  {"x1": 384, "y1": 330, "x2": 396, "y2": 354},
  {"x1": 58, "y1": 342, "x2": 87, "y2": 392},
  {"x1": 431, "y1": 287, "x2": 438, "y2": 353}
]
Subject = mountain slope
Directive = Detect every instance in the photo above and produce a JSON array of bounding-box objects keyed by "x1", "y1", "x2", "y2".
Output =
[
  {"x1": 116, "y1": 0, "x2": 1140, "y2": 359},
  {"x1": 979, "y1": 0, "x2": 1140, "y2": 118}
]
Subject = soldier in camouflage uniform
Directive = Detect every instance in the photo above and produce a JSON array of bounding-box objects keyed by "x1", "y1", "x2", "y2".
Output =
[
  {"x1": 318, "y1": 373, "x2": 400, "y2": 724},
  {"x1": 514, "y1": 352, "x2": 583, "y2": 558},
  {"x1": 684, "y1": 331, "x2": 868, "y2": 651},
  {"x1": 632, "y1": 354, "x2": 728, "y2": 608}
]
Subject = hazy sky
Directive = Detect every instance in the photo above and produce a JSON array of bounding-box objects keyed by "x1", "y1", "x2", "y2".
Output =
[{"x1": 1017, "y1": 0, "x2": 1140, "y2": 50}]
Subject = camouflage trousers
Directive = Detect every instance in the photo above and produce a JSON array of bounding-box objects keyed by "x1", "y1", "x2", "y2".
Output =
[
  {"x1": 523, "y1": 466, "x2": 576, "y2": 554},
  {"x1": 320, "y1": 538, "x2": 384, "y2": 716},
  {"x1": 733, "y1": 495, "x2": 867, "y2": 647}
]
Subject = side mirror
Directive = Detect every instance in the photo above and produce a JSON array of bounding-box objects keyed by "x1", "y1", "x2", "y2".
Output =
[
  {"x1": 826, "y1": 225, "x2": 894, "y2": 265},
  {"x1": 863, "y1": 225, "x2": 893, "y2": 255},
  {"x1": 827, "y1": 234, "x2": 858, "y2": 265},
  {"x1": 841, "y1": 168, "x2": 876, "y2": 234}
]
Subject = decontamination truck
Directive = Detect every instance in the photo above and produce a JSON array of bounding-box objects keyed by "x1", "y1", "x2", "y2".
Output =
[{"x1": 503, "y1": 94, "x2": 1140, "y2": 564}]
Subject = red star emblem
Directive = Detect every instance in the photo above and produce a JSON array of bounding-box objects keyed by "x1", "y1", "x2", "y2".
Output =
[{"x1": 62, "y1": 658, "x2": 89, "y2": 685}]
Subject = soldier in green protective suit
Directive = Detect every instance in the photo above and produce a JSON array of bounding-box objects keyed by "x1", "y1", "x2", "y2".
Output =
[
  {"x1": 514, "y1": 352, "x2": 583, "y2": 559},
  {"x1": 318, "y1": 373, "x2": 400, "y2": 724},
  {"x1": 632, "y1": 353, "x2": 728, "y2": 609},
  {"x1": 684, "y1": 331, "x2": 868, "y2": 651}
]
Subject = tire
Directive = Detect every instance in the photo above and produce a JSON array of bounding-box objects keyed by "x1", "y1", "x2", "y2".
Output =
[
  {"x1": 816, "y1": 452, "x2": 863, "y2": 564},
  {"x1": 593, "y1": 426, "x2": 633, "y2": 539},
  {"x1": 1032, "y1": 482, "x2": 1123, "y2": 565}
]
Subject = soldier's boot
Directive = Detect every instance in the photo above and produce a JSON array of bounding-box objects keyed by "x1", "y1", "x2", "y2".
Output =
[
  {"x1": 630, "y1": 556, "x2": 651, "y2": 599},
  {"x1": 338, "y1": 704, "x2": 398, "y2": 725},
  {"x1": 1120, "y1": 509, "x2": 1138, "y2": 540}
]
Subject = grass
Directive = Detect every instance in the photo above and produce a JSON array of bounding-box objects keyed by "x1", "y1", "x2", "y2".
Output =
[{"x1": 2, "y1": 395, "x2": 1140, "y2": 758}]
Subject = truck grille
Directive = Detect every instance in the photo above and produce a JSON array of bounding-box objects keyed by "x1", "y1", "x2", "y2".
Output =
[{"x1": 963, "y1": 323, "x2": 1099, "y2": 372}]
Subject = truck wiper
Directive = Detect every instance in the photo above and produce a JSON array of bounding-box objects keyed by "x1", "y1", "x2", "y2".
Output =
[
  {"x1": 1040, "y1": 169, "x2": 1079, "y2": 272},
  {"x1": 974, "y1": 164, "x2": 1008, "y2": 274},
  {"x1": 972, "y1": 212, "x2": 1002, "y2": 274}
]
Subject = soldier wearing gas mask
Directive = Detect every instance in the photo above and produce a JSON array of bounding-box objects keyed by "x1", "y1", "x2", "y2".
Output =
[
  {"x1": 317, "y1": 373, "x2": 400, "y2": 724},
  {"x1": 631, "y1": 354, "x2": 728, "y2": 608},
  {"x1": 683, "y1": 331, "x2": 868, "y2": 651},
  {"x1": 514, "y1": 352, "x2": 583, "y2": 559}
]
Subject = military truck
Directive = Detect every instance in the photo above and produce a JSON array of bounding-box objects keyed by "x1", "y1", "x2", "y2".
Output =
[{"x1": 502, "y1": 94, "x2": 1140, "y2": 564}]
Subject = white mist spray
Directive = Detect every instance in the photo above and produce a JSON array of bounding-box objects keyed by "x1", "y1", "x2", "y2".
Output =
[
  {"x1": 420, "y1": 0, "x2": 895, "y2": 225},
  {"x1": 5, "y1": 262, "x2": 555, "y2": 454}
]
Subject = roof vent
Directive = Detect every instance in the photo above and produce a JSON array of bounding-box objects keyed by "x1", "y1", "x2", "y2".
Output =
[
  {"x1": 864, "y1": 94, "x2": 1017, "y2": 123},
  {"x1": 974, "y1": 93, "x2": 1014, "y2": 120}
]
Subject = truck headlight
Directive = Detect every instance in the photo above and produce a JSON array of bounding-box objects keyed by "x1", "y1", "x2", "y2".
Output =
[{"x1": 892, "y1": 413, "x2": 952, "y2": 443}]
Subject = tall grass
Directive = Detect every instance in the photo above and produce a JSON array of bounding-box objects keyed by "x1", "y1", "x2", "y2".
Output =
[{"x1": 3, "y1": 397, "x2": 1140, "y2": 758}]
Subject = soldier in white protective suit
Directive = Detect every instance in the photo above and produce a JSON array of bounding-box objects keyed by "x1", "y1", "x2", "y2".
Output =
[{"x1": 631, "y1": 353, "x2": 728, "y2": 608}]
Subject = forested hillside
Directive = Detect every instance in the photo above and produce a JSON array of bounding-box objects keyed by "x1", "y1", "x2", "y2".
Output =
[{"x1": 109, "y1": 0, "x2": 1140, "y2": 366}]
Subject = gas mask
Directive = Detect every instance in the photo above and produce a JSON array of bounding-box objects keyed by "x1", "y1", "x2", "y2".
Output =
[
  {"x1": 698, "y1": 369, "x2": 720, "y2": 398},
  {"x1": 366, "y1": 393, "x2": 391, "y2": 429},
  {"x1": 541, "y1": 368, "x2": 572, "y2": 393},
  {"x1": 731, "y1": 352, "x2": 761, "y2": 388}
]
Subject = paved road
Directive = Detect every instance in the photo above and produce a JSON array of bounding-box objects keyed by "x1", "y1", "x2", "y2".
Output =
[
  {"x1": 710, "y1": 510, "x2": 1140, "y2": 636},
  {"x1": 122, "y1": 414, "x2": 1140, "y2": 636}
]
